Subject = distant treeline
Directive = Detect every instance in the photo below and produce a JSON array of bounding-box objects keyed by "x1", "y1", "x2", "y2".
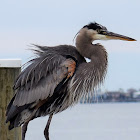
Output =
[{"x1": 80, "y1": 88, "x2": 140, "y2": 103}]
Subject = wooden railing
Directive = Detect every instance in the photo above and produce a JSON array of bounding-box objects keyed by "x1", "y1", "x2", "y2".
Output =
[{"x1": 0, "y1": 59, "x2": 22, "y2": 140}]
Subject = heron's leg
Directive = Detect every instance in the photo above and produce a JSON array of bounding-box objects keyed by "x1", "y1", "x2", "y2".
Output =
[
  {"x1": 22, "y1": 121, "x2": 29, "y2": 140},
  {"x1": 44, "y1": 114, "x2": 53, "y2": 140},
  {"x1": 21, "y1": 100, "x2": 47, "y2": 140}
]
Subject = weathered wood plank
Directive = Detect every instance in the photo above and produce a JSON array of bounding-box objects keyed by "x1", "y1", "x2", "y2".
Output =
[{"x1": 0, "y1": 68, "x2": 21, "y2": 140}]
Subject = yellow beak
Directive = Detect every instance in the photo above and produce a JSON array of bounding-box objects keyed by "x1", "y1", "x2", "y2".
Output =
[{"x1": 105, "y1": 31, "x2": 136, "y2": 41}]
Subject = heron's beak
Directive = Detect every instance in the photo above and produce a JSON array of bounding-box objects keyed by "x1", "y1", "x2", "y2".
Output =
[{"x1": 104, "y1": 31, "x2": 136, "y2": 41}]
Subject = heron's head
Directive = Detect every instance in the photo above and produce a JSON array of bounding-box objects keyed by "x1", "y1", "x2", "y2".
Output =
[{"x1": 82, "y1": 22, "x2": 136, "y2": 41}]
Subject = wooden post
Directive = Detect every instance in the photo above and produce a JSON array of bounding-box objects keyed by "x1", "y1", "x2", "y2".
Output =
[{"x1": 0, "y1": 59, "x2": 22, "y2": 140}]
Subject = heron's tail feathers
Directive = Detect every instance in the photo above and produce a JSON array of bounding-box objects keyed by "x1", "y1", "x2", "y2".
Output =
[
  {"x1": 6, "y1": 95, "x2": 34, "y2": 130},
  {"x1": 7, "y1": 109, "x2": 33, "y2": 130}
]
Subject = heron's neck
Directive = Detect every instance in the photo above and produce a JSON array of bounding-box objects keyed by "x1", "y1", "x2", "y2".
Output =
[
  {"x1": 76, "y1": 30, "x2": 108, "y2": 67},
  {"x1": 76, "y1": 31, "x2": 93, "y2": 59},
  {"x1": 71, "y1": 29, "x2": 108, "y2": 102}
]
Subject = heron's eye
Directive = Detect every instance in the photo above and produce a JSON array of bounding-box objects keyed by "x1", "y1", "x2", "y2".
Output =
[
  {"x1": 100, "y1": 31, "x2": 107, "y2": 35},
  {"x1": 102, "y1": 31, "x2": 107, "y2": 35}
]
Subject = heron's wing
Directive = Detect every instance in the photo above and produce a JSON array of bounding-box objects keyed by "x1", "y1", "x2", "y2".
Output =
[{"x1": 13, "y1": 50, "x2": 77, "y2": 106}]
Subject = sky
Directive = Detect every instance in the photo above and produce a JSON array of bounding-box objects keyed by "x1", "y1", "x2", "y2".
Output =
[{"x1": 0, "y1": 0, "x2": 140, "y2": 91}]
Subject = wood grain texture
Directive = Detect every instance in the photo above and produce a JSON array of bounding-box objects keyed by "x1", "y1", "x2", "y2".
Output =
[{"x1": 0, "y1": 68, "x2": 21, "y2": 140}]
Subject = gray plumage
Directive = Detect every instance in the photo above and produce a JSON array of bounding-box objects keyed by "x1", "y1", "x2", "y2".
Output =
[{"x1": 6, "y1": 22, "x2": 135, "y2": 140}]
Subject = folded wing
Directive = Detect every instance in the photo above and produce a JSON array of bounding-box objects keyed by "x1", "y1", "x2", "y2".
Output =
[{"x1": 13, "y1": 47, "x2": 77, "y2": 106}]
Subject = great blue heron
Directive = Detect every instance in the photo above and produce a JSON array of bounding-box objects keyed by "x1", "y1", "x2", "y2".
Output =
[{"x1": 6, "y1": 22, "x2": 136, "y2": 140}]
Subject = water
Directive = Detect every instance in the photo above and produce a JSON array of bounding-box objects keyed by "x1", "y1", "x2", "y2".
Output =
[{"x1": 26, "y1": 103, "x2": 140, "y2": 140}]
